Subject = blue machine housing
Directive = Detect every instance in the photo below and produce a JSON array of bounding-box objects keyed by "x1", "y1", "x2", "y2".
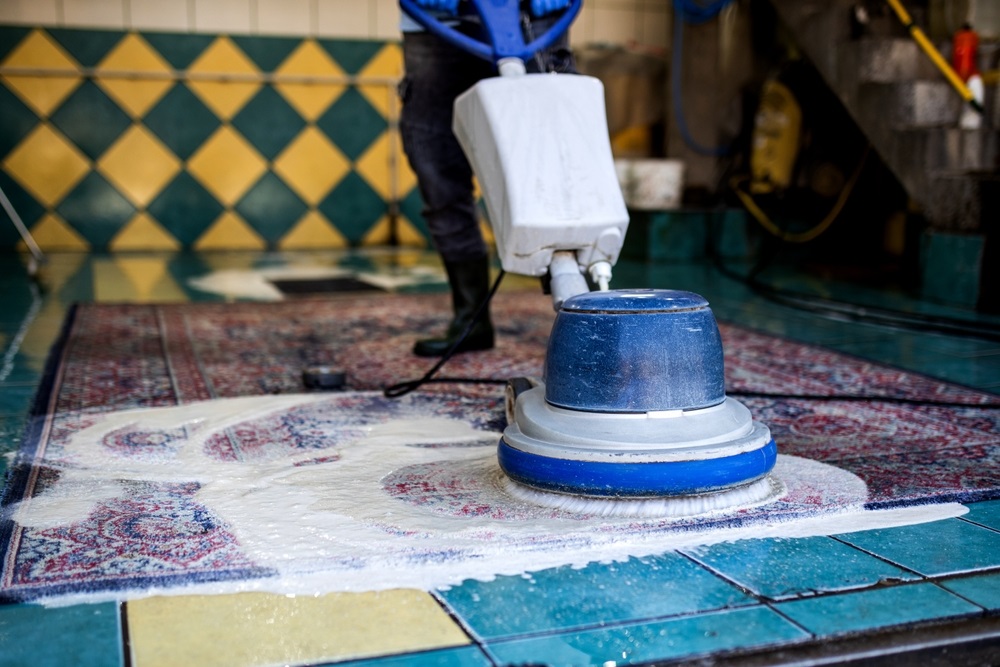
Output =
[{"x1": 500, "y1": 289, "x2": 778, "y2": 499}]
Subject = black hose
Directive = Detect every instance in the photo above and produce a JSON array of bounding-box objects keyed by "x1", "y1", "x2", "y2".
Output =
[{"x1": 383, "y1": 268, "x2": 508, "y2": 398}]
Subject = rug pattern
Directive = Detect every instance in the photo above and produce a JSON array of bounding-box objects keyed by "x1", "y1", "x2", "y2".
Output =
[{"x1": 1, "y1": 293, "x2": 999, "y2": 602}]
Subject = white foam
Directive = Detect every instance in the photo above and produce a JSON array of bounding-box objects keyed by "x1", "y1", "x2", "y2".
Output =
[
  {"x1": 500, "y1": 474, "x2": 786, "y2": 518},
  {"x1": 11, "y1": 393, "x2": 968, "y2": 607}
]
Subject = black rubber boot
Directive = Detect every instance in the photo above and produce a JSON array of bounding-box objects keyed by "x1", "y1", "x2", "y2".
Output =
[{"x1": 414, "y1": 257, "x2": 495, "y2": 357}]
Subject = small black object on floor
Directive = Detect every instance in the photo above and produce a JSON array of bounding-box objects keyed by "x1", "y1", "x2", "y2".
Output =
[{"x1": 302, "y1": 367, "x2": 347, "y2": 391}]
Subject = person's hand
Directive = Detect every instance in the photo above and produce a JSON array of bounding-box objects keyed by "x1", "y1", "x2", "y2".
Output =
[
  {"x1": 412, "y1": 0, "x2": 460, "y2": 13},
  {"x1": 531, "y1": 0, "x2": 571, "y2": 17}
]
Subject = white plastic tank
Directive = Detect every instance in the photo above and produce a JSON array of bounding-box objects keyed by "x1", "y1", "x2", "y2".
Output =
[{"x1": 452, "y1": 73, "x2": 629, "y2": 278}]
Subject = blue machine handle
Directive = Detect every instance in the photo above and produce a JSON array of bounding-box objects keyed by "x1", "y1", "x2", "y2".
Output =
[{"x1": 399, "y1": 0, "x2": 582, "y2": 64}]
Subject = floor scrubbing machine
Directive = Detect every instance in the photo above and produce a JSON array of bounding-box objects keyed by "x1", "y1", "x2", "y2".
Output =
[{"x1": 401, "y1": 0, "x2": 777, "y2": 509}]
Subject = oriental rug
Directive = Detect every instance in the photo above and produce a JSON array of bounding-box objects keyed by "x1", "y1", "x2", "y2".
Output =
[{"x1": 1, "y1": 293, "x2": 998, "y2": 603}]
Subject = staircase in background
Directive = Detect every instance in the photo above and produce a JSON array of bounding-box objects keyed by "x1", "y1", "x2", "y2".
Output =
[{"x1": 768, "y1": 0, "x2": 999, "y2": 310}]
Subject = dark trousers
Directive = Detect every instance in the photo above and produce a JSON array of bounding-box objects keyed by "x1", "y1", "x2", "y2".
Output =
[{"x1": 398, "y1": 21, "x2": 573, "y2": 263}]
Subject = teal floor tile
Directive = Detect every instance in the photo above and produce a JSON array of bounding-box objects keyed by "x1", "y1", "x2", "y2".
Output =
[
  {"x1": 682, "y1": 536, "x2": 919, "y2": 600},
  {"x1": 0, "y1": 384, "x2": 36, "y2": 417},
  {"x1": 327, "y1": 645, "x2": 492, "y2": 667},
  {"x1": 0, "y1": 365, "x2": 41, "y2": 386},
  {"x1": 0, "y1": 602, "x2": 123, "y2": 667},
  {"x1": 0, "y1": 414, "x2": 26, "y2": 477},
  {"x1": 836, "y1": 518, "x2": 1000, "y2": 576},
  {"x1": 962, "y1": 500, "x2": 1000, "y2": 531},
  {"x1": 940, "y1": 572, "x2": 1000, "y2": 611},
  {"x1": 774, "y1": 582, "x2": 981, "y2": 637},
  {"x1": 487, "y1": 606, "x2": 807, "y2": 667},
  {"x1": 437, "y1": 552, "x2": 754, "y2": 640}
]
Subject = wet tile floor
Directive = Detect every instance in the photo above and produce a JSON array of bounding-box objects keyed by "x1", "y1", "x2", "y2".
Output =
[{"x1": 1, "y1": 249, "x2": 1000, "y2": 666}]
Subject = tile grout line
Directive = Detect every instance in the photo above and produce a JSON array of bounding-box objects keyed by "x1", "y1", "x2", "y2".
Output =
[
  {"x1": 675, "y1": 548, "x2": 771, "y2": 603},
  {"x1": 956, "y1": 515, "x2": 1000, "y2": 535},
  {"x1": 428, "y1": 590, "x2": 503, "y2": 667},
  {"x1": 120, "y1": 601, "x2": 133, "y2": 667},
  {"x1": 923, "y1": 578, "x2": 992, "y2": 614},
  {"x1": 827, "y1": 534, "x2": 927, "y2": 579},
  {"x1": 672, "y1": 547, "x2": 820, "y2": 641}
]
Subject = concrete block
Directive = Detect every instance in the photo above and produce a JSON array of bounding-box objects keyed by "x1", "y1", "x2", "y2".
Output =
[{"x1": 858, "y1": 81, "x2": 962, "y2": 129}]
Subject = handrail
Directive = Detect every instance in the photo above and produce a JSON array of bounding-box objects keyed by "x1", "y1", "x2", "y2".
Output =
[{"x1": 885, "y1": 0, "x2": 983, "y2": 115}]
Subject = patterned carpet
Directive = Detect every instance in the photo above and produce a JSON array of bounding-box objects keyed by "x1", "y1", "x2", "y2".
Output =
[{"x1": 2, "y1": 292, "x2": 999, "y2": 602}]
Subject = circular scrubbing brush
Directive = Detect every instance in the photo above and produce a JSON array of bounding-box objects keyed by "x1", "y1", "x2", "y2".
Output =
[{"x1": 499, "y1": 289, "x2": 777, "y2": 504}]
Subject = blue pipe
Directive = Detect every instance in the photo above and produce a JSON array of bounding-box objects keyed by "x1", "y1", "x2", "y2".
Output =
[{"x1": 671, "y1": 0, "x2": 736, "y2": 157}]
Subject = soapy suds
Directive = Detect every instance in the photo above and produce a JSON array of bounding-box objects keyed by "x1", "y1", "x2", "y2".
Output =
[
  {"x1": 7, "y1": 392, "x2": 967, "y2": 606},
  {"x1": 500, "y1": 474, "x2": 786, "y2": 518}
]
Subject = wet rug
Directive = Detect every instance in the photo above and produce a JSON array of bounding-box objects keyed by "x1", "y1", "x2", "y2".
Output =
[{"x1": 1, "y1": 293, "x2": 999, "y2": 603}]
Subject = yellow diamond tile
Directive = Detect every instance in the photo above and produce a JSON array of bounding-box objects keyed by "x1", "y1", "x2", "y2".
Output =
[
  {"x1": 398, "y1": 215, "x2": 430, "y2": 247},
  {"x1": 97, "y1": 78, "x2": 174, "y2": 119},
  {"x1": 277, "y1": 39, "x2": 345, "y2": 77},
  {"x1": 273, "y1": 127, "x2": 349, "y2": 205},
  {"x1": 94, "y1": 255, "x2": 187, "y2": 303},
  {"x1": 194, "y1": 212, "x2": 266, "y2": 250},
  {"x1": 2, "y1": 29, "x2": 78, "y2": 70},
  {"x1": 97, "y1": 34, "x2": 171, "y2": 73},
  {"x1": 21, "y1": 214, "x2": 89, "y2": 251},
  {"x1": 276, "y1": 81, "x2": 346, "y2": 121},
  {"x1": 355, "y1": 130, "x2": 416, "y2": 201},
  {"x1": 98, "y1": 125, "x2": 180, "y2": 207},
  {"x1": 109, "y1": 213, "x2": 181, "y2": 251},
  {"x1": 362, "y1": 215, "x2": 429, "y2": 248},
  {"x1": 3, "y1": 124, "x2": 90, "y2": 206},
  {"x1": 189, "y1": 36, "x2": 258, "y2": 75},
  {"x1": 188, "y1": 36, "x2": 261, "y2": 120},
  {"x1": 95, "y1": 34, "x2": 174, "y2": 118},
  {"x1": 358, "y1": 43, "x2": 403, "y2": 80},
  {"x1": 357, "y1": 83, "x2": 394, "y2": 120},
  {"x1": 127, "y1": 590, "x2": 469, "y2": 667},
  {"x1": 275, "y1": 40, "x2": 346, "y2": 121},
  {"x1": 2, "y1": 75, "x2": 82, "y2": 118},
  {"x1": 2, "y1": 32, "x2": 82, "y2": 116},
  {"x1": 190, "y1": 79, "x2": 260, "y2": 120},
  {"x1": 188, "y1": 79, "x2": 260, "y2": 120},
  {"x1": 279, "y1": 211, "x2": 348, "y2": 249},
  {"x1": 187, "y1": 127, "x2": 266, "y2": 206}
]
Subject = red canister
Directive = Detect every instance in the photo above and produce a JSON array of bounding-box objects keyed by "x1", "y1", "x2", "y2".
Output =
[{"x1": 952, "y1": 23, "x2": 980, "y2": 82}]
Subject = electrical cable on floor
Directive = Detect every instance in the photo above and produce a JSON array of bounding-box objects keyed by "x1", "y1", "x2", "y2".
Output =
[
  {"x1": 711, "y1": 247, "x2": 1000, "y2": 342},
  {"x1": 707, "y1": 203, "x2": 1000, "y2": 342},
  {"x1": 731, "y1": 144, "x2": 871, "y2": 244},
  {"x1": 383, "y1": 268, "x2": 508, "y2": 398}
]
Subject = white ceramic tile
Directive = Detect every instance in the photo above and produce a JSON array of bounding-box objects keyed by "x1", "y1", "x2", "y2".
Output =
[
  {"x1": 317, "y1": 0, "x2": 368, "y2": 38},
  {"x1": 62, "y1": 0, "x2": 126, "y2": 28},
  {"x1": 373, "y1": 0, "x2": 400, "y2": 40},
  {"x1": 256, "y1": 0, "x2": 312, "y2": 35},
  {"x1": 0, "y1": 0, "x2": 60, "y2": 24},
  {"x1": 129, "y1": 0, "x2": 191, "y2": 31},
  {"x1": 591, "y1": 6, "x2": 639, "y2": 45},
  {"x1": 193, "y1": 0, "x2": 251, "y2": 34}
]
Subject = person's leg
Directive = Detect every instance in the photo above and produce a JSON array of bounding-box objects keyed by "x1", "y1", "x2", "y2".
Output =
[
  {"x1": 398, "y1": 22, "x2": 575, "y2": 357},
  {"x1": 400, "y1": 31, "x2": 496, "y2": 356}
]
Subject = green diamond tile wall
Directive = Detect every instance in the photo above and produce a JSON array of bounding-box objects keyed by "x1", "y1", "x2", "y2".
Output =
[{"x1": 0, "y1": 27, "x2": 437, "y2": 251}]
